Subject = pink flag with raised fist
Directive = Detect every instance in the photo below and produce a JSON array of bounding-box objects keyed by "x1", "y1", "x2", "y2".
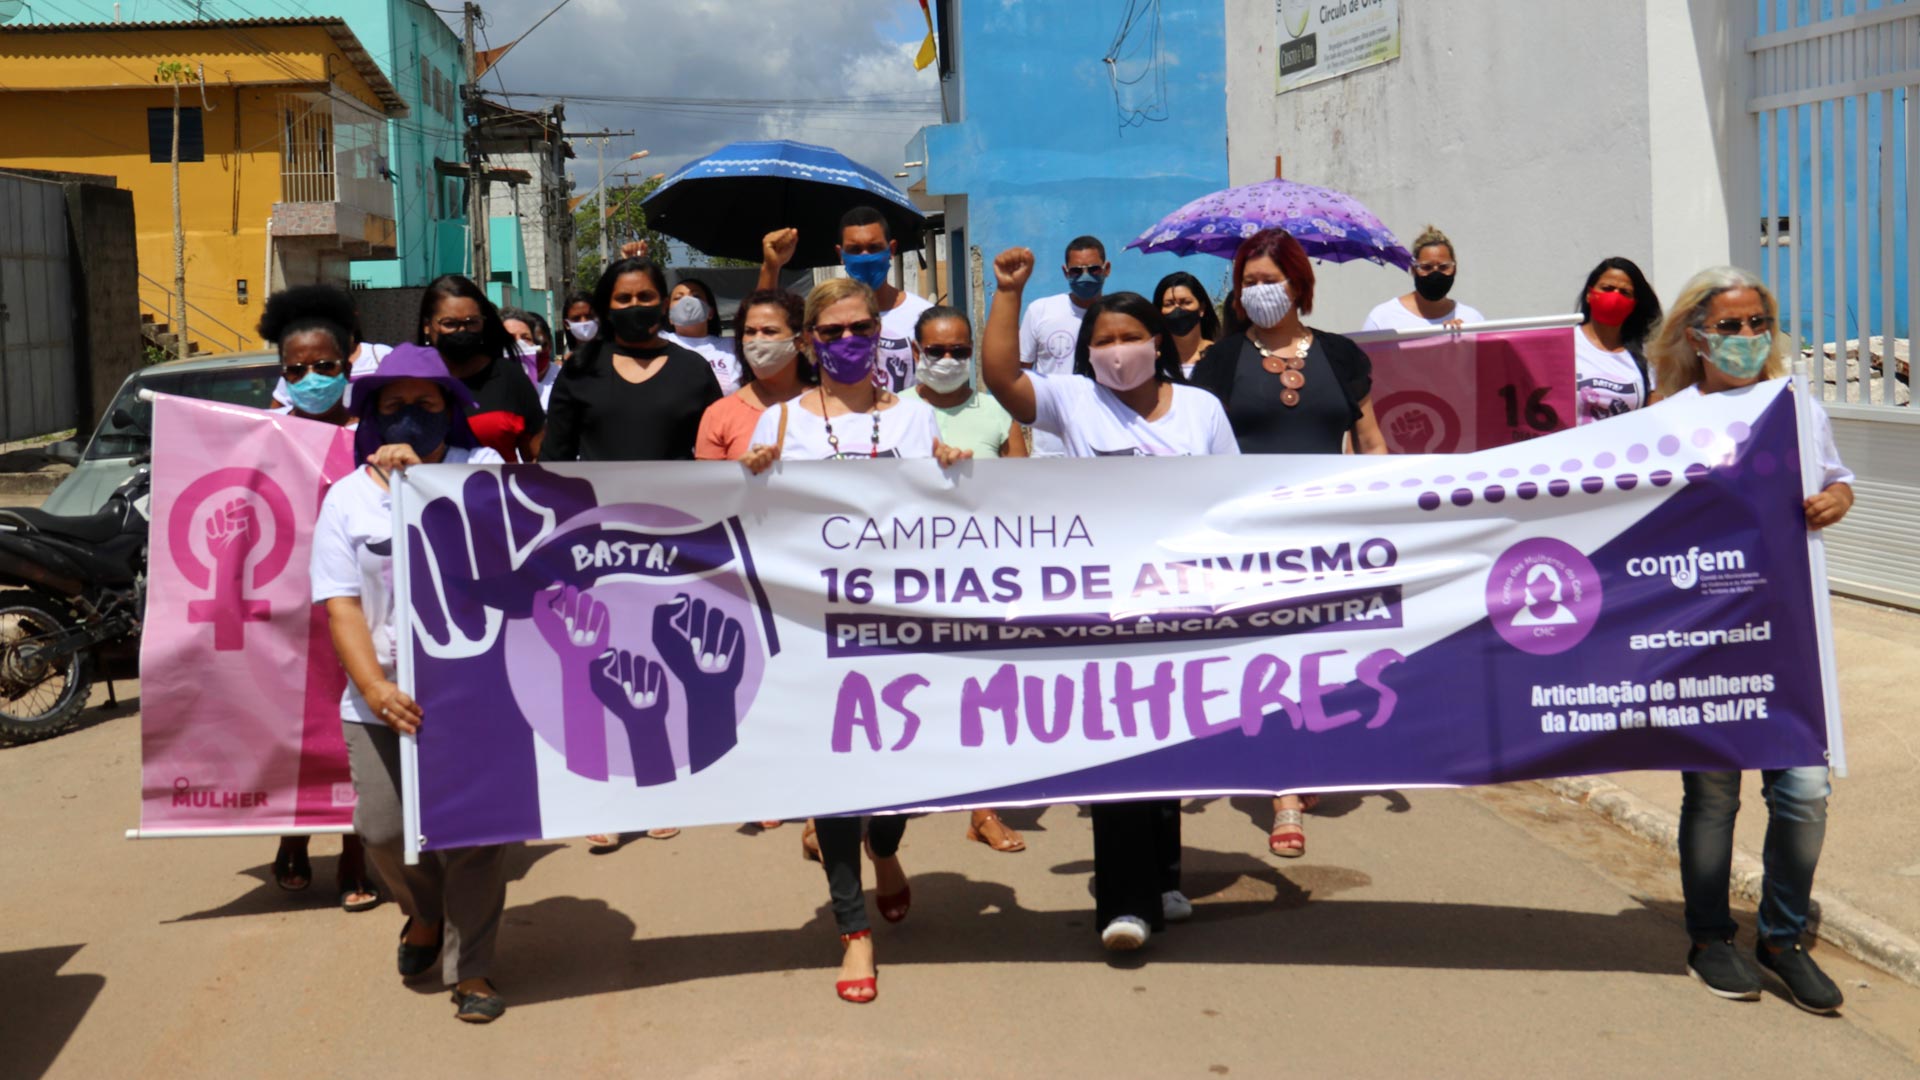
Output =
[
  {"x1": 1357, "y1": 326, "x2": 1576, "y2": 454},
  {"x1": 139, "y1": 395, "x2": 357, "y2": 835}
]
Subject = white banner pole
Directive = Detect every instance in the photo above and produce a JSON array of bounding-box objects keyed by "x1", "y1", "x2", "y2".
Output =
[
  {"x1": 126, "y1": 825, "x2": 357, "y2": 839},
  {"x1": 393, "y1": 467, "x2": 424, "y2": 866},
  {"x1": 1793, "y1": 360, "x2": 1847, "y2": 776},
  {"x1": 1343, "y1": 312, "x2": 1586, "y2": 344}
]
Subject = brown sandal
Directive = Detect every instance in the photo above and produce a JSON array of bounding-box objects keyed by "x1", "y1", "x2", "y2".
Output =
[
  {"x1": 966, "y1": 809, "x2": 1026, "y2": 853},
  {"x1": 800, "y1": 819, "x2": 822, "y2": 862}
]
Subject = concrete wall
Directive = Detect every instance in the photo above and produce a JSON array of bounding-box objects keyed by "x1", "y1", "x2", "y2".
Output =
[
  {"x1": 1222, "y1": 0, "x2": 1729, "y2": 332},
  {"x1": 920, "y1": 0, "x2": 1229, "y2": 307}
]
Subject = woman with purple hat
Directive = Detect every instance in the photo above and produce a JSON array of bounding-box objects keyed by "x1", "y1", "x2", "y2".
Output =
[{"x1": 310, "y1": 344, "x2": 513, "y2": 1024}]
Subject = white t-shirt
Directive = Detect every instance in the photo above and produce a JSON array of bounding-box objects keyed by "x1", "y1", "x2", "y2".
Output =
[
  {"x1": 536, "y1": 363, "x2": 559, "y2": 411},
  {"x1": 664, "y1": 332, "x2": 742, "y2": 396},
  {"x1": 1666, "y1": 385, "x2": 1854, "y2": 489},
  {"x1": 876, "y1": 292, "x2": 935, "y2": 395},
  {"x1": 1019, "y1": 293, "x2": 1095, "y2": 457},
  {"x1": 749, "y1": 393, "x2": 941, "y2": 461},
  {"x1": 1359, "y1": 297, "x2": 1488, "y2": 332},
  {"x1": 1573, "y1": 329, "x2": 1648, "y2": 425},
  {"x1": 272, "y1": 342, "x2": 392, "y2": 409},
  {"x1": 309, "y1": 446, "x2": 503, "y2": 724},
  {"x1": 1029, "y1": 373, "x2": 1239, "y2": 458}
]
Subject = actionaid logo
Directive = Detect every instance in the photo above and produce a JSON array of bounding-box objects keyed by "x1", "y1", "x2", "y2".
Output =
[
  {"x1": 1624, "y1": 546, "x2": 1747, "y2": 590},
  {"x1": 168, "y1": 467, "x2": 297, "y2": 651}
]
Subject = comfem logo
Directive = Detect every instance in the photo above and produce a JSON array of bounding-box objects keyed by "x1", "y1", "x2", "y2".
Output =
[{"x1": 1624, "y1": 546, "x2": 1746, "y2": 590}]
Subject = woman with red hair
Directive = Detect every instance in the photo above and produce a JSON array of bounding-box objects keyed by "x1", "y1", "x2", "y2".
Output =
[{"x1": 1190, "y1": 227, "x2": 1387, "y2": 860}]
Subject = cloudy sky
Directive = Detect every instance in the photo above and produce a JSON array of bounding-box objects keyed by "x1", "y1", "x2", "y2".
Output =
[{"x1": 473, "y1": 0, "x2": 942, "y2": 190}]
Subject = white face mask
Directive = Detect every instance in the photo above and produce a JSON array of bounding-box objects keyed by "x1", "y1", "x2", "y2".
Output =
[
  {"x1": 566, "y1": 318, "x2": 598, "y2": 342},
  {"x1": 742, "y1": 336, "x2": 798, "y2": 377},
  {"x1": 669, "y1": 295, "x2": 710, "y2": 329},
  {"x1": 1240, "y1": 281, "x2": 1295, "y2": 329},
  {"x1": 916, "y1": 354, "x2": 972, "y2": 394}
]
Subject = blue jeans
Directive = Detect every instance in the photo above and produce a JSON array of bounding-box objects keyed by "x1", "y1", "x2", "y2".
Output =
[{"x1": 1678, "y1": 767, "x2": 1829, "y2": 946}]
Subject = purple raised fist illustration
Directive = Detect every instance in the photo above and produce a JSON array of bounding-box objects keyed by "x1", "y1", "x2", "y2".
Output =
[
  {"x1": 589, "y1": 649, "x2": 677, "y2": 787},
  {"x1": 652, "y1": 593, "x2": 744, "y2": 773},
  {"x1": 532, "y1": 584, "x2": 613, "y2": 780}
]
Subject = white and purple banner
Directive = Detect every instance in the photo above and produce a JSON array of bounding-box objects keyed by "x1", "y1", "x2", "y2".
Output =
[{"x1": 395, "y1": 379, "x2": 1840, "y2": 856}]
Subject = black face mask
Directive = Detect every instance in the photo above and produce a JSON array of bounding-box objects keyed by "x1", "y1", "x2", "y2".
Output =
[
  {"x1": 437, "y1": 329, "x2": 488, "y2": 359},
  {"x1": 1414, "y1": 272, "x2": 1456, "y2": 302},
  {"x1": 1162, "y1": 307, "x2": 1202, "y2": 336},
  {"x1": 608, "y1": 304, "x2": 664, "y2": 342}
]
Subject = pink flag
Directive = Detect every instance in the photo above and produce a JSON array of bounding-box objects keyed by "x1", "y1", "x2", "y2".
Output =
[
  {"x1": 1358, "y1": 326, "x2": 1577, "y2": 454},
  {"x1": 139, "y1": 396, "x2": 357, "y2": 834}
]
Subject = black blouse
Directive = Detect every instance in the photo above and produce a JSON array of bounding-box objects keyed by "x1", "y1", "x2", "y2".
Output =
[
  {"x1": 1189, "y1": 329, "x2": 1373, "y2": 455},
  {"x1": 542, "y1": 339, "x2": 722, "y2": 462}
]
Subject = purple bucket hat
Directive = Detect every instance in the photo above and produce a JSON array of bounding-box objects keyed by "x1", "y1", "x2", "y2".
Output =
[{"x1": 351, "y1": 343, "x2": 482, "y2": 463}]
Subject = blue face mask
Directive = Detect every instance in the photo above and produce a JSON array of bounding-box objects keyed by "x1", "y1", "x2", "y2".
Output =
[
  {"x1": 285, "y1": 371, "x2": 347, "y2": 415},
  {"x1": 376, "y1": 403, "x2": 453, "y2": 459},
  {"x1": 843, "y1": 250, "x2": 891, "y2": 290},
  {"x1": 1066, "y1": 268, "x2": 1105, "y2": 301}
]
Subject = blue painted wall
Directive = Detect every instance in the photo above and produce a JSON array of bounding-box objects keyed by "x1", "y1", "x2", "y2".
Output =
[
  {"x1": 1762, "y1": 0, "x2": 1911, "y2": 342},
  {"x1": 918, "y1": 0, "x2": 1228, "y2": 305}
]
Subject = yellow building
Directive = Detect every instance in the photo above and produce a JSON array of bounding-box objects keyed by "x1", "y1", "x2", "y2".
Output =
[{"x1": 0, "y1": 18, "x2": 408, "y2": 353}]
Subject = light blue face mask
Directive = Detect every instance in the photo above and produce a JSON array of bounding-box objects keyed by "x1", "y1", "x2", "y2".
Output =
[
  {"x1": 1695, "y1": 330, "x2": 1772, "y2": 380},
  {"x1": 286, "y1": 370, "x2": 347, "y2": 414}
]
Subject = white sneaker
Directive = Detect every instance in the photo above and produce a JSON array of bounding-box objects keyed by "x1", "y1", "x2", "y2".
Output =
[
  {"x1": 1161, "y1": 890, "x2": 1193, "y2": 922},
  {"x1": 1101, "y1": 915, "x2": 1150, "y2": 951}
]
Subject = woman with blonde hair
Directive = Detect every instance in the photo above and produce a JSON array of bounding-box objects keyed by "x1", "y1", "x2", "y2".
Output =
[
  {"x1": 1360, "y1": 225, "x2": 1486, "y2": 331},
  {"x1": 1648, "y1": 265, "x2": 1854, "y2": 1014},
  {"x1": 740, "y1": 275, "x2": 970, "y2": 1004}
]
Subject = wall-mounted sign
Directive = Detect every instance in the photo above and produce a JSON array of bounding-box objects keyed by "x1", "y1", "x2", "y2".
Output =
[{"x1": 1277, "y1": 0, "x2": 1401, "y2": 93}]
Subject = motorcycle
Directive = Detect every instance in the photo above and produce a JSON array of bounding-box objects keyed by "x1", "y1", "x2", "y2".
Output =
[{"x1": 0, "y1": 441, "x2": 150, "y2": 743}]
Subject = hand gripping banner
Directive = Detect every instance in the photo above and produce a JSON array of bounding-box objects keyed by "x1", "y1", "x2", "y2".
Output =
[
  {"x1": 395, "y1": 378, "x2": 1841, "y2": 856},
  {"x1": 139, "y1": 395, "x2": 358, "y2": 836}
]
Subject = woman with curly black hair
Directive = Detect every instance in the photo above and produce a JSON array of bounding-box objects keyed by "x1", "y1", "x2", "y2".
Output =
[{"x1": 256, "y1": 282, "x2": 383, "y2": 913}]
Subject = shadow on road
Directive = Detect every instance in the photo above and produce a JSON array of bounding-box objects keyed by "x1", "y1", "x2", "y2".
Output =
[
  {"x1": 0, "y1": 692, "x2": 140, "y2": 749},
  {"x1": 163, "y1": 842, "x2": 567, "y2": 923},
  {"x1": 490, "y1": 854, "x2": 1678, "y2": 1007},
  {"x1": 0, "y1": 944, "x2": 105, "y2": 1080}
]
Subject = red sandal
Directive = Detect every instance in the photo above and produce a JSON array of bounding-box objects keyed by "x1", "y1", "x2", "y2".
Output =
[
  {"x1": 836, "y1": 930, "x2": 877, "y2": 1004},
  {"x1": 877, "y1": 884, "x2": 912, "y2": 924}
]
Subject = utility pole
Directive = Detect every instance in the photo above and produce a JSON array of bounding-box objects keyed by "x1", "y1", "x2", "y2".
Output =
[
  {"x1": 156, "y1": 60, "x2": 193, "y2": 360},
  {"x1": 462, "y1": 2, "x2": 489, "y2": 287},
  {"x1": 559, "y1": 128, "x2": 632, "y2": 281}
]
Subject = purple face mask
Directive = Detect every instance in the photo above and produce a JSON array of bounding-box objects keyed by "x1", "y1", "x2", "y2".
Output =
[{"x1": 814, "y1": 332, "x2": 878, "y2": 385}]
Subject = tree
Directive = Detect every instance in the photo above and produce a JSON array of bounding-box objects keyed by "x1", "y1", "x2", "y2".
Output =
[
  {"x1": 155, "y1": 60, "x2": 196, "y2": 361},
  {"x1": 572, "y1": 174, "x2": 672, "y2": 290}
]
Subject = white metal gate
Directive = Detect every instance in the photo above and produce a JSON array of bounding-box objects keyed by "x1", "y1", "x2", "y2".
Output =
[
  {"x1": 1751, "y1": 0, "x2": 1920, "y2": 608},
  {"x1": 0, "y1": 173, "x2": 76, "y2": 443}
]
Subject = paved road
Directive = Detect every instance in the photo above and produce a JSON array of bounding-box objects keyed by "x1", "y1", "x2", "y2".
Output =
[{"x1": 6, "y1": 693, "x2": 1920, "y2": 1079}]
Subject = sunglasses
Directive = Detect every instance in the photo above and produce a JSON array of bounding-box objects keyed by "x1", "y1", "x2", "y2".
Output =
[
  {"x1": 921, "y1": 344, "x2": 972, "y2": 360},
  {"x1": 1064, "y1": 267, "x2": 1106, "y2": 281},
  {"x1": 1704, "y1": 315, "x2": 1774, "y2": 335},
  {"x1": 813, "y1": 319, "x2": 879, "y2": 341},
  {"x1": 283, "y1": 359, "x2": 345, "y2": 381}
]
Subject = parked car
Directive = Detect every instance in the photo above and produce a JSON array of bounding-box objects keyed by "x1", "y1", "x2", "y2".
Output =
[{"x1": 38, "y1": 351, "x2": 279, "y2": 516}]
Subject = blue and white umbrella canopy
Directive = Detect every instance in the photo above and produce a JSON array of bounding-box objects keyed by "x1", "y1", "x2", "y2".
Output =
[{"x1": 642, "y1": 139, "x2": 925, "y2": 268}]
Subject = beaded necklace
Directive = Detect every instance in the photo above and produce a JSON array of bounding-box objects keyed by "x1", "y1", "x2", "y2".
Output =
[{"x1": 819, "y1": 385, "x2": 883, "y2": 459}]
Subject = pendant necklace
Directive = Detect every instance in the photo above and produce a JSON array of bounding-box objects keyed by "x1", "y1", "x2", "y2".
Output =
[
  {"x1": 1255, "y1": 330, "x2": 1311, "y2": 407},
  {"x1": 820, "y1": 385, "x2": 882, "y2": 458}
]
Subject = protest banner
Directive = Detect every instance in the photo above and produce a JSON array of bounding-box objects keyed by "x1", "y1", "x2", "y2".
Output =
[
  {"x1": 1351, "y1": 318, "x2": 1580, "y2": 454},
  {"x1": 393, "y1": 378, "x2": 1841, "y2": 857},
  {"x1": 136, "y1": 395, "x2": 357, "y2": 837}
]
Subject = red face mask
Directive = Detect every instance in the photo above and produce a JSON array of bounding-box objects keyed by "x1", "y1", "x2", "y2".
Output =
[{"x1": 1588, "y1": 289, "x2": 1636, "y2": 327}]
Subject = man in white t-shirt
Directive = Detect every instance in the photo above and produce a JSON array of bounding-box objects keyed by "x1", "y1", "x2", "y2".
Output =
[
  {"x1": 1017, "y1": 235, "x2": 1109, "y2": 457},
  {"x1": 757, "y1": 208, "x2": 932, "y2": 395}
]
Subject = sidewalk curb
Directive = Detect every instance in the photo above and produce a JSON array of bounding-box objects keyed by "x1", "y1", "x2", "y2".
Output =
[{"x1": 1538, "y1": 775, "x2": 1920, "y2": 988}]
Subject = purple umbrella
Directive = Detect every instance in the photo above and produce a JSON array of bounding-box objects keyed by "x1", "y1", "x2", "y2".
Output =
[{"x1": 1125, "y1": 178, "x2": 1412, "y2": 269}]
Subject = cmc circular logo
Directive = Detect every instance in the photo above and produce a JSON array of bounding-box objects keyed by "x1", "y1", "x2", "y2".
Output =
[{"x1": 1486, "y1": 538, "x2": 1602, "y2": 655}]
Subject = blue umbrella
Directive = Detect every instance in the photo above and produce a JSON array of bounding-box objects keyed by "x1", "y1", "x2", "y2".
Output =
[{"x1": 642, "y1": 139, "x2": 925, "y2": 268}]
